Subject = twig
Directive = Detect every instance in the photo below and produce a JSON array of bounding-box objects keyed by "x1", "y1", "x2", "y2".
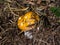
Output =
[
  {"x1": 0, "y1": 37, "x2": 8, "y2": 44},
  {"x1": 7, "y1": 3, "x2": 19, "y2": 17},
  {"x1": 0, "y1": 28, "x2": 14, "y2": 35},
  {"x1": 10, "y1": 7, "x2": 29, "y2": 11},
  {"x1": 39, "y1": 39, "x2": 51, "y2": 45}
]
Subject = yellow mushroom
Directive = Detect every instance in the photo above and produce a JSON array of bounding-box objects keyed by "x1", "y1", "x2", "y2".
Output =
[{"x1": 17, "y1": 11, "x2": 40, "y2": 33}]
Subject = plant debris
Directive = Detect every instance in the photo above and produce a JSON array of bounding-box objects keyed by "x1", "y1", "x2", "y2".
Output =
[{"x1": 0, "y1": 0, "x2": 60, "y2": 45}]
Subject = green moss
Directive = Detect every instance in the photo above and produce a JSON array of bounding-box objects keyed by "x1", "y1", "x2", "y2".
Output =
[{"x1": 50, "y1": 7, "x2": 60, "y2": 17}]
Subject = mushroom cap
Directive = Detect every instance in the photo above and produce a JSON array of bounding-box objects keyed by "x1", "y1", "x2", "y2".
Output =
[{"x1": 17, "y1": 11, "x2": 40, "y2": 31}]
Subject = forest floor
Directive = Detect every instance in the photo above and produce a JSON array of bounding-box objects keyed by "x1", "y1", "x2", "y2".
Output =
[{"x1": 0, "y1": 0, "x2": 60, "y2": 45}]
